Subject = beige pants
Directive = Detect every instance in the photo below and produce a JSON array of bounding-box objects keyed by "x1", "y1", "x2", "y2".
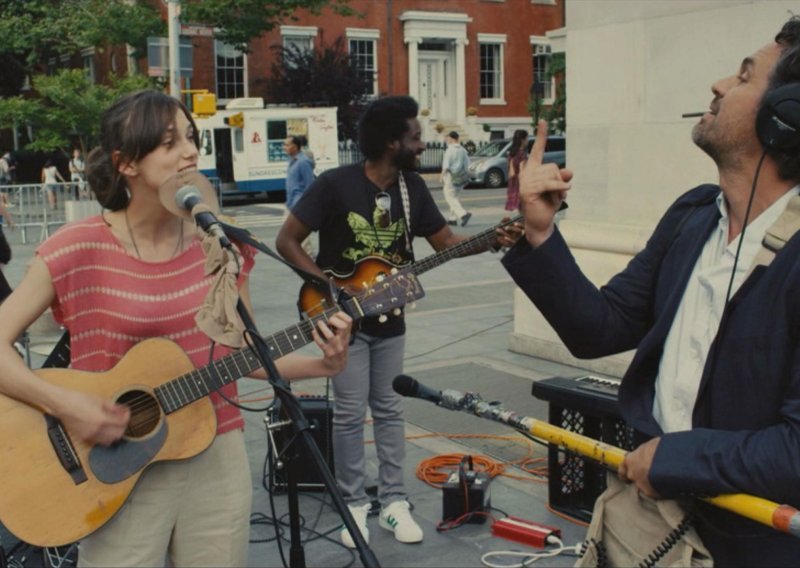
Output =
[{"x1": 78, "y1": 429, "x2": 252, "y2": 568}]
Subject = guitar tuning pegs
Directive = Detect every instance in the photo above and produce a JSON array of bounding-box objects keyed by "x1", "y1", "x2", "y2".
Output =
[
  {"x1": 376, "y1": 274, "x2": 385, "y2": 282},
  {"x1": 390, "y1": 267, "x2": 398, "y2": 275},
  {"x1": 393, "y1": 308, "x2": 401, "y2": 316},
  {"x1": 378, "y1": 314, "x2": 388, "y2": 323}
]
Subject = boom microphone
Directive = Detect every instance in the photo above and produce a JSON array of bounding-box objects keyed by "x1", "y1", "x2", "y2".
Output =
[
  {"x1": 392, "y1": 375, "x2": 466, "y2": 410},
  {"x1": 175, "y1": 185, "x2": 232, "y2": 249}
]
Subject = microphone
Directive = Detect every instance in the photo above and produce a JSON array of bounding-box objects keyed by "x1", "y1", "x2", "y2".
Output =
[
  {"x1": 392, "y1": 375, "x2": 466, "y2": 410},
  {"x1": 175, "y1": 185, "x2": 232, "y2": 249}
]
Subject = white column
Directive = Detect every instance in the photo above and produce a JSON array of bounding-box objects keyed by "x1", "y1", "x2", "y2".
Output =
[
  {"x1": 167, "y1": 0, "x2": 181, "y2": 99},
  {"x1": 455, "y1": 38, "x2": 468, "y2": 122},
  {"x1": 406, "y1": 39, "x2": 420, "y2": 104}
]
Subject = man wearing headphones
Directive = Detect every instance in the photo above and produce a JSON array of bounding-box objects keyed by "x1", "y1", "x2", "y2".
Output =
[{"x1": 502, "y1": 16, "x2": 800, "y2": 566}]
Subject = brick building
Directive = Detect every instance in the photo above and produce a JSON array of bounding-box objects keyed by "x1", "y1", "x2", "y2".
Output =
[{"x1": 108, "y1": 0, "x2": 564, "y2": 140}]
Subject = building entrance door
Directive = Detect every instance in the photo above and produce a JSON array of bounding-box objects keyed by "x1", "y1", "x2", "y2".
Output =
[{"x1": 418, "y1": 51, "x2": 455, "y2": 121}]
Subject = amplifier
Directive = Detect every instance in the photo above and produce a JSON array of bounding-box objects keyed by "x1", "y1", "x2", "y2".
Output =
[
  {"x1": 267, "y1": 395, "x2": 334, "y2": 492},
  {"x1": 531, "y1": 375, "x2": 635, "y2": 522}
]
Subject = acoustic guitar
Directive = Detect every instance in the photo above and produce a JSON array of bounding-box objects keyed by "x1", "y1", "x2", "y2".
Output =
[
  {"x1": 0, "y1": 271, "x2": 424, "y2": 548},
  {"x1": 299, "y1": 215, "x2": 522, "y2": 317}
]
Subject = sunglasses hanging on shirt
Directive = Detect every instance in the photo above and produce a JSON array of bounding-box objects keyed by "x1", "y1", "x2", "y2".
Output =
[{"x1": 375, "y1": 192, "x2": 391, "y2": 228}]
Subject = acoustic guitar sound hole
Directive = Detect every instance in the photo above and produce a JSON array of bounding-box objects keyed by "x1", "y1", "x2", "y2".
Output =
[{"x1": 117, "y1": 389, "x2": 162, "y2": 439}]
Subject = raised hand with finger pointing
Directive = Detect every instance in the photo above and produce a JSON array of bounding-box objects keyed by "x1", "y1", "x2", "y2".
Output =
[{"x1": 518, "y1": 120, "x2": 573, "y2": 247}]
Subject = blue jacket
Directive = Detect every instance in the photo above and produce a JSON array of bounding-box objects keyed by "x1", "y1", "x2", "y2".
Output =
[
  {"x1": 502, "y1": 184, "x2": 800, "y2": 566},
  {"x1": 285, "y1": 153, "x2": 315, "y2": 211}
]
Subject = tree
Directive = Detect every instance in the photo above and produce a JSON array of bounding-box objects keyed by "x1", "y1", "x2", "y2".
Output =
[
  {"x1": 0, "y1": 0, "x2": 164, "y2": 97},
  {"x1": 181, "y1": 0, "x2": 356, "y2": 53},
  {"x1": 262, "y1": 37, "x2": 373, "y2": 141},
  {"x1": 0, "y1": 70, "x2": 154, "y2": 154}
]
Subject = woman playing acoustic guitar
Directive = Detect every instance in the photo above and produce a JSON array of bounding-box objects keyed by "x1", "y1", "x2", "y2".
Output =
[{"x1": 0, "y1": 90, "x2": 351, "y2": 567}]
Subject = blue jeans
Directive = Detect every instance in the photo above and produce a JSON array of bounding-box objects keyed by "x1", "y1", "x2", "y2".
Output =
[{"x1": 332, "y1": 332, "x2": 407, "y2": 507}]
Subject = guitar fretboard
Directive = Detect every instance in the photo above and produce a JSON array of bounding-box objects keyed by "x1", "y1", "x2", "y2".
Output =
[
  {"x1": 411, "y1": 215, "x2": 522, "y2": 276},
  {"x1": 154, "y1": 306, "x2": 342, "y2": 414}
]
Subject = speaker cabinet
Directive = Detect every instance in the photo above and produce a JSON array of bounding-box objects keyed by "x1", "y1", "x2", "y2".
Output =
[{"x1": 267, "y1": 395, "x2": 334, "y2": 492}]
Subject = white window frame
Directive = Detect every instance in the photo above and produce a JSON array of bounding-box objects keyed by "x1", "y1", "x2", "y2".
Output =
[
  {"x1": 214, "y1": 40, "x2": 246, "y2": 101},
  {"x1": 81, "y1": 48, "x2": 96, "y2": 84},
  {"x1": 477, "y1": 33, "x2": 506, "y2": 105},
  {"x1": 281, "y1": 25, "x2": 318, "y2": 54},
  {"x1": 346, "y1": 28, "x2": 380, "y2": 98},
  {"x1": 530, "y1": 35, "x2": 554, "y2": 104},
  {"x1": 147, "y1": 36, "x2": 193, "y2": 79}
]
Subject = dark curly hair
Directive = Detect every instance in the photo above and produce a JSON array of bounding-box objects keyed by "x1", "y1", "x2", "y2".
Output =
[
  {"x1": 357, "y1": 96, "x2": 419, "y2": 161},
  {"x1": 765, "y1": 16, "x2": 800, "y2": 182},
  {"x1": 86, "y1": 90, "x2": 199, "y2": 211}
]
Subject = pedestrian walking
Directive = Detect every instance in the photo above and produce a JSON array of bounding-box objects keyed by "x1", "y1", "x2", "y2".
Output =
[{"x1": 441, "y1": 131, "x2": 472, "y2": 226}]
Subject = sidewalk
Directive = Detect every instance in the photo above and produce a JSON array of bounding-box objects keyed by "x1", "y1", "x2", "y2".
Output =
[{"x1": 0, "y1": 195, "x2": 595, "y2": 567}]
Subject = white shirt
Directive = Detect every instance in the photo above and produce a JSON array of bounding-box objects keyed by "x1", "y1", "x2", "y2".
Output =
[
  {"x1": 442, "y1": 142, "x2": 469, "y2": 176},
  {"x1": 653, "y1": 185, "x2": 800, "y2": 433}
]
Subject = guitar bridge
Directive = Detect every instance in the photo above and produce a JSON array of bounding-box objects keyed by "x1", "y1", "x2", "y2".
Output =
[{"x1": 45, "y1": 414, "x2": 87, "y2": 485}]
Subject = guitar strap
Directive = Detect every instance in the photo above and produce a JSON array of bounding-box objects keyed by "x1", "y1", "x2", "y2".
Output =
[
  {"x1": 744, "y1": 192, "x2": 800, "y2": 279},
  {"x1": 397, "y1": 172, "x2": 414, "y2": 260}
]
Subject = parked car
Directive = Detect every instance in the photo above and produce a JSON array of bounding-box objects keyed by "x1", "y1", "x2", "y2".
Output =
[{"x1": 467, "y1": 135, "x2": 566, "y2": 188}]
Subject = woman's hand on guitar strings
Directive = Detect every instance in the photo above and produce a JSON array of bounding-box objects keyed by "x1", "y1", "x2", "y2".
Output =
[{"x1": 56, "y1": 389, "x2": 131, "y2": 446}]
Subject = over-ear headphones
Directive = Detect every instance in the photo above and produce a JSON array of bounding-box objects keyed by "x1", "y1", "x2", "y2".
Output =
[{"x1": 756, "y1": 82, "x2": 800, "y2": 150}]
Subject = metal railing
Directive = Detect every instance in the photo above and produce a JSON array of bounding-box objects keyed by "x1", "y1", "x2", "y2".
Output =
[
  {"x1": 1, "y1": 182, "x2": 100, "y2": 244},
  {"x1": 338, "y1": 141, "x2": 447, "y2": 172}
]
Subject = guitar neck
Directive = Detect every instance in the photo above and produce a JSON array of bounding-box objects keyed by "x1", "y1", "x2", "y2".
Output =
[
  {"x1": 411, "y1": 215, "x2": 522, "y2": 276},
  {"x1": 154, "y1": 306, "x2": 344, "y2": 414}
]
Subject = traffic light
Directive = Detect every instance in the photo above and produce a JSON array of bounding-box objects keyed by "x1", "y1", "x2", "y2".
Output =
[
  {"x1": 192, "y1": 93, "x2": 217, "y2": 116},
  {"x1": 224, "y1": 112, "x2": 244, "y2": 128}
]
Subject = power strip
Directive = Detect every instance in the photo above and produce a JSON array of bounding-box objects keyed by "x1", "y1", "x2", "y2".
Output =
[{"x1": 491, "y1": 516, "x2": 561, "y2": 548}]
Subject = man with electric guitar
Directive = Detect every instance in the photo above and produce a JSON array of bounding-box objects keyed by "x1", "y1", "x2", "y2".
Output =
[
  {"x1": 277, "y1": 95, "x2": 521, "y2": 549},
  {"x1": 0, "y1": 90, "x2": 353, "y2": 567}
]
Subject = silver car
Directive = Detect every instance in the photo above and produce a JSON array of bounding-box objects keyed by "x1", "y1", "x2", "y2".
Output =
[{"x1": 467, "y1": 135, "x2": 566, "y2": 188}]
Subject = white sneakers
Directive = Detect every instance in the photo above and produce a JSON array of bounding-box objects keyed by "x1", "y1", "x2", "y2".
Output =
[
  {"x1": 378, "y1": 500, "x2": 424, "y2": 544},
  {"x1": 341, "y1": 500, "x2": 423, "y2": 548},
  {"x1": 340, "y1": 503, "x2": 371, "y2": 549}
]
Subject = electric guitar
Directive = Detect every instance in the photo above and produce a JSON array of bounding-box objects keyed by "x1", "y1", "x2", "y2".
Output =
[
  {"x1": 299, "y1": 215, "x2": 522, "y2": 317},
  {"x1": 0, "y1": 271, "x2": 424, "y2": 548}
]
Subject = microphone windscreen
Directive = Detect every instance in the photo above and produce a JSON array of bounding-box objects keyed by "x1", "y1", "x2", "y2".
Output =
[
  {"x1": 392, "y1": 374, "x2": 418, "y2": 397},
  {"x1": 175, "y1": 184, "x2": 202, "y2": 210}
]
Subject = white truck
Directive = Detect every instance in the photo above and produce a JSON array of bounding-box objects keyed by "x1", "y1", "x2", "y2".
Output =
[{"x1": 194, "y1": 98, "x2": 339, "y2": 200}]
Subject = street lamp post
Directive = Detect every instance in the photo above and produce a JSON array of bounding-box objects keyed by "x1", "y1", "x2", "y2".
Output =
[{"x1": 167, "y1": 0, "x2": 181, "y2": 99}]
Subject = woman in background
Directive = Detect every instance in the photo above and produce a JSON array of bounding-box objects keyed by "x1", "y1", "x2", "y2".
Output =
[
  {"x1": 41, "y1": 158, "x2": 65, "y2": 210},
  {"x1": 505, "y1": 129, "x2": 528, "y2": 211}
]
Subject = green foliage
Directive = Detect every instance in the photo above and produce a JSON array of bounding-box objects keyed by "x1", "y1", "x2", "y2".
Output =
[
  {"x1": 182, "y1": 0, "x2": 357, "y2": 53},
  {"x1": 528, "y1": 52, "x2": 566, "y2": 134},
  {"x1": 263, "y1": 37, "x2": 372, "y2": 141},
  {"x1": 0, "y1": 0, "x2": 163, "y2": 96},
  {"x1": 0, "y1": 69, "x2": 155, "y2": 153}
]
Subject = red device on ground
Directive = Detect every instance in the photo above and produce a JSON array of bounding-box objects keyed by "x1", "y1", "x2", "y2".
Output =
[{"x1": 491, "y1": 516, "x2": 561, "y2": 548}]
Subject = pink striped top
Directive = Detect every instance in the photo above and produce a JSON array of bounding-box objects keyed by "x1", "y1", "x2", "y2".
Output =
[{"x1": 37, "y1": 215, "x2": 256, "y2": 434}]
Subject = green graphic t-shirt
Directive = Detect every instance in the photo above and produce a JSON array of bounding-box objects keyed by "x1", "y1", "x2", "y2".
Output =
[{"x1": 292, "y1": 163, "x2": 446, "y2": 337}]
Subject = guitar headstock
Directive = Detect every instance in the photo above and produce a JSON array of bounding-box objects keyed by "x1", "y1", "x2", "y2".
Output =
[{"x1": 340, "y1": 269, "x2": 425, "y2": 319}]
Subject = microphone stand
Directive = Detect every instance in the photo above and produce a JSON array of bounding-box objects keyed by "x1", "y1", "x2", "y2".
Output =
[{"x1": 232, "y1": 288, "x2": 379, "y2": 568}]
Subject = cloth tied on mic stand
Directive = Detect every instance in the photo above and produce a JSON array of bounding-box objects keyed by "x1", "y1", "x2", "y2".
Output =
[{"x1": 195, "y1": 229, "x2": 246, "y2": 347}]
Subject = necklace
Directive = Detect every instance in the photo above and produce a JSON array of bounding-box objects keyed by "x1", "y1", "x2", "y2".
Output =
[{"x1": 124, "y1": 208, "x2": 184, "y2": 260}]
